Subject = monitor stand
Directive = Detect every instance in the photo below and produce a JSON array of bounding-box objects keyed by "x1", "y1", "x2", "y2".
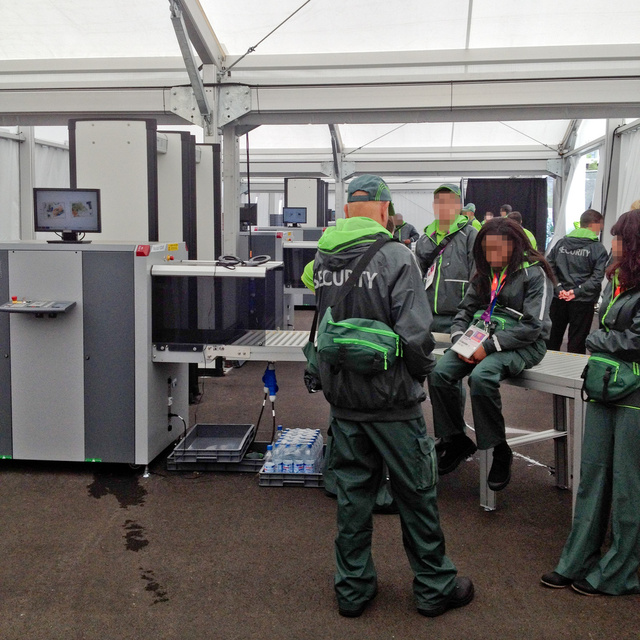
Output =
[{"x1": 46, "y1": 231, "x2": 92, "y2": 244}]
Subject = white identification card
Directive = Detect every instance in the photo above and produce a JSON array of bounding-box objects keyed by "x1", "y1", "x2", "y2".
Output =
[
  {"x1": 424, "y1": 262, "x2": 437, "y2": 289},
  {"x1": 451, "y1": 325, "x2": 490, "y2": 359}
]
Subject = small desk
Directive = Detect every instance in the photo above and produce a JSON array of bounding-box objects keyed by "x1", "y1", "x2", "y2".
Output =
[{"x1": 434, "y1": 347, "x2": 588, "y2": 511}]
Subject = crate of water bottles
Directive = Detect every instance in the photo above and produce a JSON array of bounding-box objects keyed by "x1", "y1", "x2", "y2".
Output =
[{"x1": 259, "y1": 427, "x2": 325, "y2": 488}]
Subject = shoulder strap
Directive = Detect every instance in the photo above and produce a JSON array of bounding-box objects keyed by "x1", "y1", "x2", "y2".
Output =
[
  {"x1": 421, "y1": 233, "x2": 454, "y2": 269},
  {"x1": 308, "y1": 235, "x2": 389, "y2": 343}
]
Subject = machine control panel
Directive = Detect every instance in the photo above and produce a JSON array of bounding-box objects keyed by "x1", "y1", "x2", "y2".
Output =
[{"x1": 0, "y1": 300, "x2": 76, "y2": 315}]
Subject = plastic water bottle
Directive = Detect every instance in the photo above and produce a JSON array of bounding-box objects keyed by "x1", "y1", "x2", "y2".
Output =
[
  {"x1": 294, "y1": 443, "x2": 305, "y2": 473},
  {"x1": 274, "y1": 425, "x2": 283, "y2": 443},
  {"x1": 272, "y1": 443, "x2": 282, "y2": 473},
  {"x1": 263, "y1": 445, "x2": 276, "y2": 473},
  {"x1": 282, "y1": 444, "x2": 294, "y2": 474},
  {"x1": 303, "y1": 443, "x2": 316, "y2": 474}
]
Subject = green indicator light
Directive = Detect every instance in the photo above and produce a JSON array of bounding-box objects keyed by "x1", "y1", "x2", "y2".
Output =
[
  {"x1": 85, "y1": 458, "x2": 102, "y2": 463},
  {"x1": 0, "y1": 455, "x2": 12, "y2": 459}
]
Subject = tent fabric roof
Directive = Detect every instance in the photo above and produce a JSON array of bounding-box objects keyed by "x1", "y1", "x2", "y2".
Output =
[
  {"x1": 3, "y1": 1, "x2": 640, "y2": 60},
  {"x1": 1, "y1": 2, "x2": 637, "y2": 165}
]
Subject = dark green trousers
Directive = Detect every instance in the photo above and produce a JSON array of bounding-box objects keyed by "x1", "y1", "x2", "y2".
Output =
[
  {"x1": 328, "y1": 415, "x2": 458, "y2": 612},
  {"x1": 555, "y1": 401, "x2": 640, "y2": 594},
  {"x1": 324, "y1": 435, "x2": 395, "y2": 509},
  {"x1": 429, "y1": 340, "x2": 546, "y2": 450}
]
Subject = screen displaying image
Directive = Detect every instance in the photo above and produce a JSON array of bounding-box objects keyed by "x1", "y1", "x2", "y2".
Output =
[
  {"x1": 34, "y1": 188, "x2": 101, "y2": 233},
  {"x1": 282, "y1": 207, "x2": 307, "y2": 225}
]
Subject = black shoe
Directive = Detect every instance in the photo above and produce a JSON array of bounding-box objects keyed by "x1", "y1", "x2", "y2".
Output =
[
  {"x1": 540, "y1": 571, "x2": 572, "y2": 588},
  {"x1": 572, "y1": 579, "x2": 605, "y2": 596},
  {"x1": 338, "y1": 586, "x2": 378, "y2": 618},
  {"x1": 417, "y1": 577, "x2": 474, "y2": 618},
  {"x1": 487, "y1": 444, "x2": 513, "y2": 491},
  {"x1": 438, "y1": 436, "x2": 477, "y2": 475}
]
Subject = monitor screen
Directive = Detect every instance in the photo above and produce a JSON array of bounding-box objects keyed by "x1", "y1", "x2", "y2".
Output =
[
  {"x1": 34, "y1": 188, "x2": 101, "y2": 235},
  {"x1": 283, "y1": 207, "x2": 307, "y2": 225}
]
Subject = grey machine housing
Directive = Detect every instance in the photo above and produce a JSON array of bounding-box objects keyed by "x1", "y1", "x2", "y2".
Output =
[{"x1": 0, "y1": 241, "x2": 189, "y2": 465}]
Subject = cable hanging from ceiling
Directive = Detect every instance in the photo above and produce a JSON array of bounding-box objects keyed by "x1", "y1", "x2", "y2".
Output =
[{"x1": 224, "y1": 0, "x2": 313, "y2": 74}]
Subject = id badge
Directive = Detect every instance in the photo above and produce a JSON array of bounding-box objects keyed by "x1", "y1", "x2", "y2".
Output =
[
  {"x1": 451, "y1": 325, "x2": 490, "y2": 359},
  {"x1": 424, "y1": 262, "x2": 436, "y2": 289}
]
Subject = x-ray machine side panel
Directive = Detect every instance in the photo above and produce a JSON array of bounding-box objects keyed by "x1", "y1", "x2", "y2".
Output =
[
  {"x1": 9, "y1": 250, "x2": 85, "y2": 461},
  {"x1": 0, "y1": 250, "x2": 12, "y2": 457},
  {"x1": 83, "y1": 252, "x2": 136, "y2": 463}
]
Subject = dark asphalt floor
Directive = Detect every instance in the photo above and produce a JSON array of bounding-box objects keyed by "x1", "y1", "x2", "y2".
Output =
[{"x1": 1, "y1": 312, "x2": 638, "y2": 640}]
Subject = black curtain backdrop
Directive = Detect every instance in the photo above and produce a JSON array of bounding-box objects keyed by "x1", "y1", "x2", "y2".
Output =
[{"x1": 464, "y1": 178, "x2": 548, "y2": 250}]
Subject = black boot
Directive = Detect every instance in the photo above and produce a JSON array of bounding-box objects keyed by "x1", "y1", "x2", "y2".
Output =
[
  {"x1": 438, "y1": 434, "x2": 477, "y2": 475},
  {"x1": 487, "y1": 442, "x2": 513, "y2": 491}
]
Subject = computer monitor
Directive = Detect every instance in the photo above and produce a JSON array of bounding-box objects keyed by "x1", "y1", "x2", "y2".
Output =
[
  {"x1": 282, "y1": 207, "x2": 307, "y2": 226},
  {"x1": 240, "y1": 203, "x2": 257, "y2": 228},
  {"x1": 34, "y1": 187, "x2": 101, "y2": 243}
]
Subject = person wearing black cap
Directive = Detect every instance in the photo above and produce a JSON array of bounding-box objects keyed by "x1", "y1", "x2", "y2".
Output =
[
  {"x1": 301, "y1": 174, "x2": 473, "y2": 619},
  {"x1": 415, "y1": 183, "x2": 478, "y2": 333}
]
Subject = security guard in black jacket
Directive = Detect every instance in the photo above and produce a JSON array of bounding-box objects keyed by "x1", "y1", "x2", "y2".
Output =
[
  {"x1": 302, "y1": 175, "x2": 473, "y2": 619},
  {"x1": 546, "y1": 209, "x2": 608, "y2": 353}
]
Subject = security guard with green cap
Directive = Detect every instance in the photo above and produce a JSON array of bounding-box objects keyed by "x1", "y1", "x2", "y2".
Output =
[
  {"x1": 415, "y1": 183, "x2": 478, "y2": 333},
  {"x1": 301, "y1": 174, "x2": 473, "y2": 619},
  {"x1": 461, "y1": 203, "x2": 482, "y2": 231}
]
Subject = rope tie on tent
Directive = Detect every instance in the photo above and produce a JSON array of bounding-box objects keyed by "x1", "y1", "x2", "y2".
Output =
[{"x1": 224, "y1": 0, "x2": 313, "y2": 73}]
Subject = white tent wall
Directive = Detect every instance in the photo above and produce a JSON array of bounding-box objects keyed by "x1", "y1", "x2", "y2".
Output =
[
  {"x1": 617, "y1": 127, "x2": 640, "y2": 212},
  {"x1": 0, "y1": 137, "x2": 20, "y2": 241},
  {"x1": 388, "y1": 190, "x2": 435, "y2": 233},
  {"x1": 34, "y1": 144, "x2": 69, "y2": 188}
]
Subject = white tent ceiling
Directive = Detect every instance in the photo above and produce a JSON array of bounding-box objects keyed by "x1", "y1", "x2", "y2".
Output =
[{"x1": 1, "y1": 1, "x2": 639, "y2": 175}]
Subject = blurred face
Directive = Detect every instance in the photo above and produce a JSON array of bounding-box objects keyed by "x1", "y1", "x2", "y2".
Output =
[
  {"x1": 483, "y1": 233, "x2": 514, "y2": 268},
  {"x1": 485, "y1": 212, "x2": 494, "y2": 221},
  {"x1": 394, "y1": 213, "x2": 403, "y2": 225},
  {"x1": 612, "y1": 235, "x2": 624, "y2": 262},
  {"x1": 434, "y1": 192, "x2": 461, "y2": 227}
]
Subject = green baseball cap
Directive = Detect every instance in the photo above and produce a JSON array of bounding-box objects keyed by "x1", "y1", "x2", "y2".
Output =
[
  {"x1": 348, "y1": 174, "x2": 395, "y2": 216},
  {"x1": 434, "y1": 183, "x2": 462, "y2": 198},
  {"x1": 461, "y1": 202, "x2": 476, "y2": 213}
]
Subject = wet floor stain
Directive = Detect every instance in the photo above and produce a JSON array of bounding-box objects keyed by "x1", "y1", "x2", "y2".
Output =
[
  {"x1": 124, "y1": 519, "x2": 149, "y2": 552},
  {"x1": 140, "y1": 567, "x2": 169, "y2": 604},
  {"x1": 87, "y1": 471, "x2": 147, "y2": 509}
]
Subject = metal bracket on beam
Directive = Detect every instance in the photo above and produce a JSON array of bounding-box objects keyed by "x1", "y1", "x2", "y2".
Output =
[
  {"x1": 546, "y1": 159, "x2": 562, "y2": 177},
  {"x1": 217, "y1": 86, "x2": 251, "y2": 126},
  {"x1": 320, "y1": 159, "x2": 355, "y2": 180},
  {"x1": 167, "y1": 86, "x2": 207, "y2": 126}
]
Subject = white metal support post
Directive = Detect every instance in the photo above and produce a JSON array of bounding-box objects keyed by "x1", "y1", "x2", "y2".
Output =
[
  {"x1": 222, "y1": 125, "x2": 240, "y2": 256},
  {"x1": 17, "y1": 127, "x2": 35, "y2": 240},
  {"x1": 600, "y1": 118, "x2": 625, "y2": 249}
]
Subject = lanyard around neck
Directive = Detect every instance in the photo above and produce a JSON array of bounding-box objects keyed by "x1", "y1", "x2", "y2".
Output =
[
  {"x1": 480, "y1": 267, "x2": 508, "y2": 324},
  {"x1": 602, "y1": 272, "x2": 625, "y2": 328}
]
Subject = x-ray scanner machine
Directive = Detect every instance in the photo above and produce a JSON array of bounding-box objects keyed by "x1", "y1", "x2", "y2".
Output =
[{"x1": 0, "y1": 242, "x2": 189, "y2": 465}]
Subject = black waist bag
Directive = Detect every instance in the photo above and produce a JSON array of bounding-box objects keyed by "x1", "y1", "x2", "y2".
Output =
[{"x1": 581, "y1": 352, "x2": 640, "y2": 404}]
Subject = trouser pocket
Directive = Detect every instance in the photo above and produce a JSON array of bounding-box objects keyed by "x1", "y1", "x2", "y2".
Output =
[{"x1": 416, "y1": 437, "x2": 438, "y2": 490}]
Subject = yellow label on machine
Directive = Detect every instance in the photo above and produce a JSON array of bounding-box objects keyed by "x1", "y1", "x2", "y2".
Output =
[{"x1": 167, "y1": 243, "x2": 179, "y2": 252}]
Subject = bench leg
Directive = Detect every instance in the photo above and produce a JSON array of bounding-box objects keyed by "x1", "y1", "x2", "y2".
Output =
[
  {"x1": 553, "y1": 395, "x2": 569, "y2": 490},
  {"x1": 479, "y1": 449, "x2": 496, "y2": 511}
]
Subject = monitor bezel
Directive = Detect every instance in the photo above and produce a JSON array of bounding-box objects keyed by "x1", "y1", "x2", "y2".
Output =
[
  {"x1": 33, "y1": 187, "x2": 102, "y2": 235},
  {"x1": 282, "y1": 206, "x2": 307, "y2": 225}
]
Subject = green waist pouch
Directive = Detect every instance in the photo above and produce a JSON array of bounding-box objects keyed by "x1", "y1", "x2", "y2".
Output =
[
  {"x1": 472, "y1": 309, "x2": 520, "y2": 332},
  {"x1": 316, "y1": 307, "x2": 402, "y2": 375},
  {"x1": 581, "y1": 352, "x2": 640, "y2": 404}
]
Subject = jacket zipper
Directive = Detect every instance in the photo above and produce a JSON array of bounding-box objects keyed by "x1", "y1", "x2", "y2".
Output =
[
  {"x1": 332, "y1": 338, "x2": 389, "y2": 369},
  {"x1": 328, "y1": 321, "x2": 401, "y2": 356}
]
